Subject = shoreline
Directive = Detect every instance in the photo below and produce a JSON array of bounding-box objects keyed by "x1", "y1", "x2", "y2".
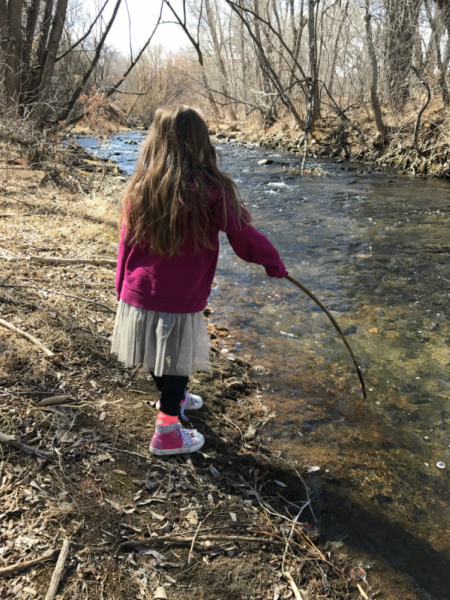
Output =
[{"x1": 208, "y1": 118, "x2": 450, "y2": 179}]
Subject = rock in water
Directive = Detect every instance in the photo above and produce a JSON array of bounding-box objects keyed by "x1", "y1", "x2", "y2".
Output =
[{"x1": 258, "y1": 159, "x2": 274, "y2": 165}]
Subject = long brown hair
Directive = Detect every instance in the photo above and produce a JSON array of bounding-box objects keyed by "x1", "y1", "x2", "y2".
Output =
[{"x1": 121, "y1": 104, "x2": 250, "y2": 256}]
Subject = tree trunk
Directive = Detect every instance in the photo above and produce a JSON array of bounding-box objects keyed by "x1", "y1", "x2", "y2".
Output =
[
  {"x1": 364, "y1": 0, "x2": 386, "y2": 137},
  {"x1": 4, "y1": 0, "x2": 22, "y2": 108},
  {"x1": 308, "y1": 0, "x2": 320, "y2": 130},
  {"x1": 204, "y1": 0, "x2": 236, "y2": 120},
  {"x1": 328, "y1": 0, "x2": 349, "y2": 98},
  {"x1": 252, "y1": 0, "x2": 276, "y2": 125},
  {"x1": 21, "y1": 0, "x2": 41, "y2": 107},
  {"x1": 34, "y1": 0, "x2": 68, "y2": 118},
  {"x1": 384, "y1": 0, "x2": 422, "y2": 109},
  {"x1": 27, "y1": 0, "x2": 54, "y2": 105},
  {"x1": 436, "y1": 1, "x2": 450, "y2": 71},
  {"x1": 426, "y1": 0, "x2": 449, "y2": 106}
]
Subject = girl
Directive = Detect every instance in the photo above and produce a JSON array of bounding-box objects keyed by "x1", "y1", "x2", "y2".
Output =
[{"x1": 112, "y1": 105, "x2": 287, "y2": 456}]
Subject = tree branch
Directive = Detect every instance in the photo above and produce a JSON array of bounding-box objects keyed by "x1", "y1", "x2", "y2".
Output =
[{"x1": 55, "y1": 0, "x2": 111, "y2": 62}]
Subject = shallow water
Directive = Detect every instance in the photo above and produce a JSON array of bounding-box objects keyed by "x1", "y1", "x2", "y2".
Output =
[{"x1": 77, "y1": 133, "x2": 450, "y2": 595}]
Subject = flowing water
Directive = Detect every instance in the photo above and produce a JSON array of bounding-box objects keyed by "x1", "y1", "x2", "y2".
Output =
[{"x1": 77, "y1": 132, "x2": 450, "y2": 597}]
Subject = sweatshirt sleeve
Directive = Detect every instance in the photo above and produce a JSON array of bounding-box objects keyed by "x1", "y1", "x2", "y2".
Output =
[
  {"x1": 215, "y1": 193, "x2": 288, "y2": 278},
  {"x1": 115, "y1": 224, "x2": 132, "y2": 300}
]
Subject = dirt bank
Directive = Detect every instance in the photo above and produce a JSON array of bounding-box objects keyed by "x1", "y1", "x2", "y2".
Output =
[
  {"x1": 0, "y1": 148, "x2": 424, "y2": 599},
  {"x1": 210, "y1": 106, "x2": 450, "y2": 179}
]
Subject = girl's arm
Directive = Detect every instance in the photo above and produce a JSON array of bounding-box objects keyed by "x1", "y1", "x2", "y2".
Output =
[
  {"x1": 116, "y1": 224, "x2": 132, "y2": 299},
  {"x1": 215, "y1": 194, "x2": 288, "y2": 278}
]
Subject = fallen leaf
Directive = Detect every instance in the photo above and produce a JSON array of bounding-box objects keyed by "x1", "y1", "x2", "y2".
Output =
[
  {"x1": 307, "y1": 466, "x2": 320, "y2": 473},
  {"x1": 210, "y1": 466, "x2": 221, "y2": 478},
  {"x1": 104, "y1": 498, "x2": 122, "y2": 511},
  {"x1": 97, "y1": 452, "x2": 114, "y2": 463},
  {"x1": 185, "y1": 510, "x2": 198, "y2": 525},
  {"x1": 274, "y1": 480, "x2": 287, "y2": 488},
  {"x1": 350, "y1": 566, "x2": 367, "y2": 581},
  {"x1": 150, "y1": 510, "x2": 165, "y2": 521}
]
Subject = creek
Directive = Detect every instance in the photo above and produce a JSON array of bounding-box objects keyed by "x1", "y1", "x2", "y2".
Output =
[{"x1": 77, "y1": 131, "x2": 450, "y2": 597}]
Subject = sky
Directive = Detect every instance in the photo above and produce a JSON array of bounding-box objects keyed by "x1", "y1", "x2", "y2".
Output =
[{"x1": 106, "y1": 0, "x2": 190, "y2": 56}]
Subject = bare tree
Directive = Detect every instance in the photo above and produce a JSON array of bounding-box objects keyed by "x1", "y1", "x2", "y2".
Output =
[
  {"x1": 364, "y1": 0, "x2": 386, "y2": 137},
  {"x1": 384, "y1": 0, "x2": 422, "y2": 108},
  {"x1": 426, "y1": 0, "x2": 449, "y2": 106},
  {"x1": 164, "y1": 0, "x2": 220, "y2": 117},
  {"x1": 204, "y1": 0, "x2": 237, "y2": 119},
  {"x1": 308, "y1": 0, "x2": 320, "y2": 129}
]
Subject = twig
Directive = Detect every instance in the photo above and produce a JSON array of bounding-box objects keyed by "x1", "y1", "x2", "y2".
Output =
[
  {"x1": 281, "y1": 502, "x2": 309, "y2": 600},
  {"x1": 0, "y1": 318, "x2": 55, "y2": 357},
  {"x1": 0, "y1": 284, "x2": 116, "y2": 314},
  {"x1": 100, "y1": 444, "x2": 149, "y2": 460},
  {"x1": 120, "y1": 534, "x2": 285, "y2": 550},
  {"x1": 411, "y1": 66, "x2": 431, "y2": 155},
  {"x1": 0, "y1": 431, "x2": 53, "y2": 460},
  {"x1": 37, "y1": 395, "x2": 74, "y2": 407},
  {"x1": 45, "y1": 540, "x2": 71, "y2": 600},
  {"x1": 0, "y1": 549, "x2": 59, "y2": 578},
  {"x1": 188, "y1": 521, "x2": 203, "y2": 565},
  {"x1": 222, "y1": 414, "x2": 244, "y2": 439},
  {"x1": 188, "y1": 511, "x2": 212, "y2": 564},
  {"x1": 0, "y1": 255, "x2": 116, "y2": 266}
]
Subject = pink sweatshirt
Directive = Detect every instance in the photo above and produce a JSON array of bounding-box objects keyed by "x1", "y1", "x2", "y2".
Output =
[{"x1": 115, "y1": 188, "x2": 288, "y2": 314}]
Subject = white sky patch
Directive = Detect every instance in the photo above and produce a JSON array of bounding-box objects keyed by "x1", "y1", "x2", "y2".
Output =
[{"x1": 105, "y1": 0, "x2": 190, "y2": 55}]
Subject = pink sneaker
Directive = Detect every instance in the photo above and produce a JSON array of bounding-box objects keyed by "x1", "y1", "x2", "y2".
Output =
[
  {"x1": 156, "y1": 392, "x2": 203, "y2": 421},
  {"x1": 149, "y1": 422, "x2": 205, "y2": 456}
]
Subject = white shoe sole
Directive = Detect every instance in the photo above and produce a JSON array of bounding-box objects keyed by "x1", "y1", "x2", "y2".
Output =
[
  {"x1": 156, "y1": 398, "x2": 204, "y2": 411},
  {"x1": 149, "y1": 437, "x2": 205, "y2": 456}
]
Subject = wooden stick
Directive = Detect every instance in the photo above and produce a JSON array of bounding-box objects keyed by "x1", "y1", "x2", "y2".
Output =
[
  {"x1": 0, "y1": 431, "x2": 54, "y2": 460},
  {"x1": 0, "y1": 318, "x2": 55, "y2": 357},
  {"x1": 121, "y1": 534, "x2": 285, "y2": 550},
  {"x1": 37, "y1": 394, "x2": 73, "y2": 407},
  {"x1": 0, "y1": 549, "x2": 59, "y2": 578},
  {"x1": 0, "y1": 284, "x2": 116, "y2": 314},
  {"x1": 0, "y1": 256, "x2": 116, "y2": 266},
  {"x1": 188, "y1": 522, "x2": 202, "y2": 564},
  {"x1": 45, "y1": 540, "x2": 71, "y2": 600},
  {"x1": 284, "y1": 275, "x2": 367, "y2": 398}
]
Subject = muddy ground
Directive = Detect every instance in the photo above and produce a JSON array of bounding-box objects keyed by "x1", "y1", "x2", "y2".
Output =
[{"x1": 0, "y1": 146, "x2": 424, "y2": 599}]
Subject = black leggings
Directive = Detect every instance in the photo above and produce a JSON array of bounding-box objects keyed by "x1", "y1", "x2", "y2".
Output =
[{"x1": 151, "y1": 373, "x2": 189, "y2": 417}]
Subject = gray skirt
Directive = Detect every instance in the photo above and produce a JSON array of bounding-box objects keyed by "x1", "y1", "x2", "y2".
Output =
[{"x1": 111, "y1": 300, "x2": 211, "y2": 377}]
